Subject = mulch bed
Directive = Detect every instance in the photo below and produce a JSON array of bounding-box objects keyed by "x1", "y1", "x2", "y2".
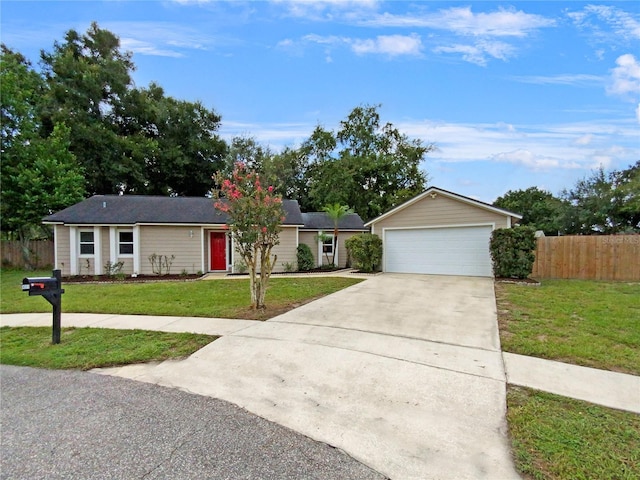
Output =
[
  {"x1": 62, "y1": 274, "x2": 202, "y2": 284},
  {"x1": 495, "y1": 277, "x2": 541, "y2": 286}
]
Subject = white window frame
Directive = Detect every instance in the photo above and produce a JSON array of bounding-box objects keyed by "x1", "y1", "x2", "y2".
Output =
[
  {"x1": 317, "y1": 233, "x2": 336, "y2": 266},
  {"x1": 118, "y1": 229, "x2": 134, "y2": 257},
  {"x1": 78, "y1": 230, "x2": 96, "y2": 257},
  {"x1": 77, "y1": 227, "x2": 102, "y2": 275}
]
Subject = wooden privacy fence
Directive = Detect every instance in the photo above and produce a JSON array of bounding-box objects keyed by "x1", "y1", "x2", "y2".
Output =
[
  {"x1": 1, "y1": 240, "x2": 54, "y2": 269},
  {"x1": 532, "y1": 235, "x2": 640, "y2": 281}
]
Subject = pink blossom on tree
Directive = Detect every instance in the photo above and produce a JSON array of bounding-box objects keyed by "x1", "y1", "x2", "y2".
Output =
[{"x1": 214, "y1": 163, "x2": 285, "y2": 309}]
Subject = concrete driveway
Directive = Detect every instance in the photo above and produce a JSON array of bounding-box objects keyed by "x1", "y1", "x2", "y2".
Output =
[{"x1": 99, "y1": 274, "x2": 519, "y2": 479}]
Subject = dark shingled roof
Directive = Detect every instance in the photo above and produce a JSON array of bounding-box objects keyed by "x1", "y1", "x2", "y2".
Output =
[
  {"x1": 300, "y1": 212, "x2": 367, "y2": 231},
  {"x1": 43, "y1": 195, "x2": 305, "y2": 226}
]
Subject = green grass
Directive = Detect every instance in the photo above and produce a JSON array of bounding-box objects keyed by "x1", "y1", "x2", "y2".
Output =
[
  {"x1": 0, "y1": 326, "x2": 216, "y2": 370},
  {"x1": 507, "y1": 386, "x2": 640, "y2": 480},
  {"x1": 1, "y1": 269, "x2": 362, "y2": 320},
  {"x1": 496, "y1": 279, "x2": 640, "y2": 375}
]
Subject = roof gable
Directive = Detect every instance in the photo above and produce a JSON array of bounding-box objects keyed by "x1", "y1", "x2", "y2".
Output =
[
  {"x1": 364, "y1": 187, "x2": 522, "y2": 227},
  {"x1": 43, "y1": 195, "x2": 304, "y2": 226}
]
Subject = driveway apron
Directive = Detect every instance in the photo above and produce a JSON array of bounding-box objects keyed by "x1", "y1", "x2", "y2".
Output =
[{"x1": 98, "y1": 274, "x2": 519, "y2": 479}]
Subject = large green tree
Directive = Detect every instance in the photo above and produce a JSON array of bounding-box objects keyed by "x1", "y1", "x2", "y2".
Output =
[
  {"x1": 560, "y1": 162, "x2": 640, "y2": 234},
  {"x1": 120, "y1": 83, "x2": 226, "y2": 196},
  {"x1": 38, "y1": 23, "x2": 225, "y2": 196},
  {"x1": 494, "y1": 187, "x2": 565, "y2": 235},
  {"x1": 1, "y1": 47, "x2": 85, "y2": 265},
  {"x1": 39, "y1": 23, "x2": 136, "y2": 194},
  {"x1": 301, "y1": 105, "x2": 433, "y2": 221}
]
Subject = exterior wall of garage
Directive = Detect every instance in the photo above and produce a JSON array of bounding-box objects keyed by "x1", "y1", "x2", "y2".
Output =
[{"x1": 369, "y1": 194, "x2": 509, "y2": 233}]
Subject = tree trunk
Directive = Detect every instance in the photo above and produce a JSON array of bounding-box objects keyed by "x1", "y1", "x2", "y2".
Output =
[{"x1": 332, "y1": 231, "x2": 339, "y2": 266}]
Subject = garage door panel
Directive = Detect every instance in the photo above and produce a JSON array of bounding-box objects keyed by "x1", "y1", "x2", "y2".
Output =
[{"x1": 385, "y1": 226, "x2": 492, "y2": 277}]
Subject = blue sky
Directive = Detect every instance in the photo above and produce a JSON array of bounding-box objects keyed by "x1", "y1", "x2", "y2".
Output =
[{"x1": 2, "y1": 1, "x2": 639, "y2": 203}]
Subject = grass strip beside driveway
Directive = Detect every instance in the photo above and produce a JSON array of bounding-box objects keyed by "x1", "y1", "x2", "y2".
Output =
[
  {"x1": 507, "y1": 386, "x2": 640, "y2": 480},
  {"x1": 496, "y1": 279, "x2": 640, "y2": 375},
  {"x1": 1, "y1": 270, "x2": 362, "y2": 320},
  {"x1": 0, "y1": 326, "x2": 216, "y2": 370}
]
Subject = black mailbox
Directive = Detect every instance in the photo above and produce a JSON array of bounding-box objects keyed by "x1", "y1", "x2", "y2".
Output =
[
  {"x1": 21, "y1": 270, "x2": 64, "y2": 344},
  {"x1": 22, "y1": 277, "x2": 62, "y2": 295}
]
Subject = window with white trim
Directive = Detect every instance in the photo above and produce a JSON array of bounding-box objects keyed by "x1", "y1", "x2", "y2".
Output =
[
  {"x1": 322, "y1": 236, "x2": 334, "y2": 255},
  {"x1": 79, "y1": 231, "x2": 95, "y2": 256},
  {"x1": 118, "y1": 230, "x2": 134, "y2": 255}
]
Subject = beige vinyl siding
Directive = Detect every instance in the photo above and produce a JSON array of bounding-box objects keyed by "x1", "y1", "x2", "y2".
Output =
[
  {"x1": 298, "y1": 231, "x2": 319, "y2": 267},
  {"x1": 336, "y1": 232, "x2": 361, "y2": 268},
  {"x1": 55, "y1": 225, "x2": 71, "y2": 275},
  {"x1": 298, "y1": 230, "x2": 364, "y2": 268},
  {"x1": 271, "y1": 227, "x2": 298, "y2": 272},
  {"x1": 100, "y1": 227, "x2": 109, "y2": 271},
  {"x1": 371, "y1": 194, "x2": 508, "y2": 232},
  {"x1": 118, "y1": 258, "x2": 134, "y2": 274},
  {"x1": 139, "y1": 226, "x2": 203, "y2": 275}
]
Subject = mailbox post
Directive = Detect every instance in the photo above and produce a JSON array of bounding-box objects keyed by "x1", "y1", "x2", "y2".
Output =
[{"x1": 22, "y1": 269, "x2": 64, "y2": 344}]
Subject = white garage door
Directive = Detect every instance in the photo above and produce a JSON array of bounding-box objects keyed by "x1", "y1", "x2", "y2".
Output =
[{"x1": 384, "y1": 226, "x2": 493, "y2": 277}]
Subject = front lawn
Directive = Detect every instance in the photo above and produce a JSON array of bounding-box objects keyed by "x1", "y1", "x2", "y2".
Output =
[
  {"x1": 498, "y1": 279, "x2": 640, "y2": 480},
  {"x1": 0, "y1": 270, "x2": 362, "y2": 320},
  {"x1": 0, "y1": 326, "x2": 216, "y2": 370},
  {"x1": 496, "y1": 279, "x2": 640, "y2": 375},
  {"x1": 507, "y1": 386, "x2": 640, "y2": 480}
]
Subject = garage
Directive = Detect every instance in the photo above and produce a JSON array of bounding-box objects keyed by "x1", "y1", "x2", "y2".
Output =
[
  {"x1": 365, "y1": 187, "x2": 522, "y2": 277},
  {"x1": 384, "y1": 225, "x2": 493, "y2": 277}
]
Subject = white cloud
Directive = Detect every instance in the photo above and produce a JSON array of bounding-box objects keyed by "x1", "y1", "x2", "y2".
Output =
[
  {"x1": 607, "y1": 53, "x2": 640, "y2": 97},
  {"x1": 119, "y1": 38, "x2": 184, "y2": 58},
  {"x1": 491, "y1": 149, "x2": 572, "y2": 171},
  {"x1": 302, "y1": 34, "x2": 347, "y2": 46},
  {"x1": 104, "y1": 21, "x2": 216, "y2": 57},
  {"x1": 574, "y1": 134, "x2": 594, "y2": 146},
  {"x1": 569, "y1": 5, "x2": 640, "y2": 42},
  {"x1": 511, "y1": 74, "x2": 603, "y2": 87},
  {"x1": 363, "y1": 6, "x2": 555, "y2": 37},
  {"x1": 273, "y1": 0, "x2": 379, "y2": 21},
  {"x1": 434, "y1": 40, "x2": 514, "y2": 66},
  {"x1": 289, "y1": 33, "x2": 422, "y2": 58},
  {"x1": 351, "y1": 34, "x2": 422, "y2": 56}
]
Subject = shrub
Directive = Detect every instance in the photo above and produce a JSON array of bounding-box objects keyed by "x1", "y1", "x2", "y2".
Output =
[
  {"x1": 296, "y1": 244, "x2": 314, "y2": 271},
  {"x1": 282, "y1": 261, "x2": 296, "y2": 272},
  {"x1": 489, "y1": 226, "x2": 536, "y2": 279},
  {"x1": 104, "y1": 261, "x2": 124, "y2": 277},
  {"x1": 345, "y1": 233, "x2": 382, "y2": 273}
]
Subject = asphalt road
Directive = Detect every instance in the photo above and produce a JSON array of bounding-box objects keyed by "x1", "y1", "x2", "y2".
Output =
[{"x1": 0, "y1": 365, "x2": 386, "y2": 480}]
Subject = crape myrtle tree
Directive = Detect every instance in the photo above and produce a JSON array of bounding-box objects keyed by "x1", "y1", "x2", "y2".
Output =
[{"x1": 214, "y1": 163, "x2": 285, "y2": 310}]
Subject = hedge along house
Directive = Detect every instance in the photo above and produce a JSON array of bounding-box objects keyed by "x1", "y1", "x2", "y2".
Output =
[
  {"x1": 365, "y1": 187, "x2": 522, "y2": 277},
  {"x1": 43, "y1": 195, "x2": 368, "y2": 276},
  {"x1": 299, "y1": 213, "x2": 369, "y2": 268}
]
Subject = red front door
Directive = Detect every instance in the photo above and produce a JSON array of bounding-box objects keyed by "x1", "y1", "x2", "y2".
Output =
[{"x1": 210, "y1": 232, "x2": 227, "y2": 270}]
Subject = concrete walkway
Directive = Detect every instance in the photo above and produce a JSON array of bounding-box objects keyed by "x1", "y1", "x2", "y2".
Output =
[
  {"x1": 2, "y1": 273, "x2": 639, "y2": 479},
  {"x1": 5, "y1": 311, "x2": 636, "y2": 416}
]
